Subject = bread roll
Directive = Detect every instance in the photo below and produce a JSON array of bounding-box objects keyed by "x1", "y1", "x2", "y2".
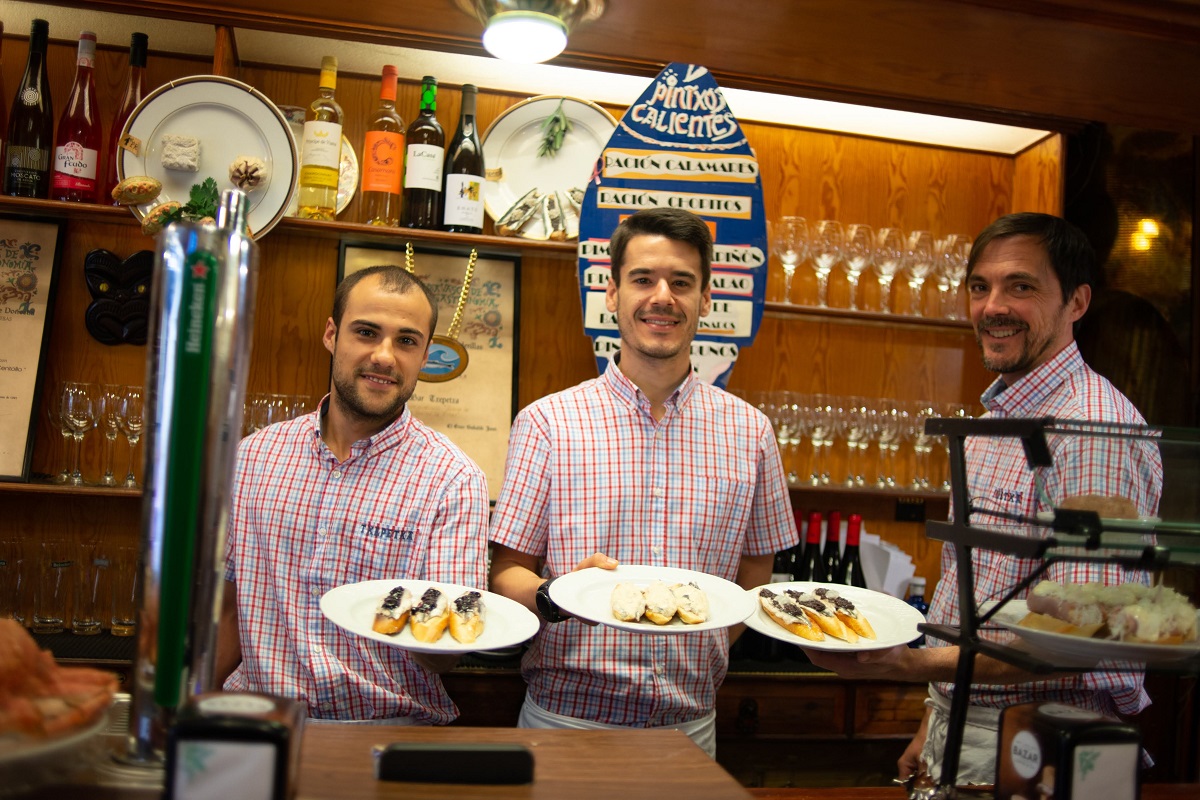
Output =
[
  {"x1": 643, "y1": 580, "x2": 678, "y2": 625},
  {"x1": 449, "y1": 590, "x2": 485, "y2": 643},
  {"x1": 372, "y1": 585, "x2": 413, "y2": 635},
  {"x1": 410, "y1": 587, "x2": 450, "y2": 642},
  {"x1": 610, "y1": 582, "x2": 646, "y2": 622}
]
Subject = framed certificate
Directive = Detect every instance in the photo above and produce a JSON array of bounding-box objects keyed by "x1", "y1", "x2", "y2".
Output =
[
  {"x1": 0, "y1": 214, "x2": 67, "y2": 481},
  {"x1": 338, "y1": 241, "x2": 520, "y2": 501}
]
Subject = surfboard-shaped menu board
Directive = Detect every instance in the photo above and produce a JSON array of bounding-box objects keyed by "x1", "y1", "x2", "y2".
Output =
[{"x1": 577, "y1": 63, "x2": 766, "y2": 387}]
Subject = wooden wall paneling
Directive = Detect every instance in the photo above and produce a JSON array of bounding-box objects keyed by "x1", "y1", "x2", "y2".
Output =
[{"x1": 1011, "y1": 133, "x2": 1065, "y2": 215}]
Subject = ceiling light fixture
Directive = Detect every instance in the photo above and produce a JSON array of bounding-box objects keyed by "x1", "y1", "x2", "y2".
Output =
[{"x1": 456, "y1": 0, "x2": 605, "y2": 64}]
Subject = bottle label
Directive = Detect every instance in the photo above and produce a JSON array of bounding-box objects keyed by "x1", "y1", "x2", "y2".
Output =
[
  {"x1": 301, "y1": 120, "x2": 343, "y2": 173},
  {"x1": 442, "y1": 173, "x2": 484, "y2": 228},
  {"x1": 404, "y1": 143, "x2": 444, "y2": 191},
  {"x1": 362, "y1": 131, "x2": 403, "y2": 194},
  {"x1": 52, "y1": 143, "x2": 99, "y2": 187},
  {"x1": 8, "y1": 144, "x2": 49, "y2": 171}
]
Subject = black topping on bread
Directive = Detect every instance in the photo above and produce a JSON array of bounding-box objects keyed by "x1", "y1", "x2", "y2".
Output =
[
  {"x1": 454, "y1": 591, "x2": 482, "y2": 616},
  {"x1": 413, "y1": 587, "x2": 442, "y2": 615}
]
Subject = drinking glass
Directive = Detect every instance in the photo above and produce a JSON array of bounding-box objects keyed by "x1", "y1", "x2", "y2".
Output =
[
  {"x1": 0, "y1": 537, "x2": 26, "y2": 623},
  {"x1": 804, "y1": 394, "x2": 838, "y2": 485},
  {"x1": 810, "y1": 220, "x2": 843, "y2": 308},
  {"x1": 838, "y1": 397, "x2": 871, "y2": 487},
  {"x1": 938, "y1": 234, "x2": 971, "y2": 319},
  {"x1": 111, "y1": 543, "x2": 140, "y2": 637},
  {"x1": 45, "y1": 391, "x2": 73, "y2": 483},
  {"x1": 97, "y1": 384, "x2": 124, "y2": 487},
  {"x1": 770, "y1": 216, "x2": 808, "y2": 304},
  {"x1": 61, "y1": 382, "x2": 96, "y2": 486},
  {"x1": 32, "y1": 538, "x2": 72, "y2": 634},
  {"x1": 873, "y1": 401, "x2": 909, "y2": 488},
  {"x1": 907, "y1": 401, "x2": 937, "y2": 490},
  {"x1": 872, "y1": 227, "x2": 905, "y2": 313},
  {"x1": 72, "y1": 541, "x2": 105, "y2": 635},
  {"x1": 763, "y1": 392, "x2": 797, "y2": 484},
  {"x1": 938, "y1": 402, "x2": 971, "y2": 492},
  {"x1": 905, "y1": 230, "x2": 936, "y2": 316},
  {"x1": 842, "y1": 224, "x2": 873, "y2": 311},
  {"x1": 118, "y1": 385, "x2": 145, "y2": 489}
]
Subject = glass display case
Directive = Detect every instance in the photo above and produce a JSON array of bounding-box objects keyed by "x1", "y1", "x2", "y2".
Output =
[{"x1": 918, "y1": 416, "x2": 1200, "y2": 798}]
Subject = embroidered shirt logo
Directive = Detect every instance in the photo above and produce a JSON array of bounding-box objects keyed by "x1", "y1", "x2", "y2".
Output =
[
  {"x1": 358, "y1": 522, "x2": 415, "y2": 542},
  {"x1": 992, "y1": 487, "x2": 1023, "y2": 505}
]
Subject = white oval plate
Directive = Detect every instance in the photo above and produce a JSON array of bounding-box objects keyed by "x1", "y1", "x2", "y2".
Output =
[
  {"x1": 995, "y1": 599, "x2": 1200, "y2": 664},
  {"x1": 319, "y1": 579, "x2": 539, "y2": 655},
  {"x1": 481, "y1": 95, "x2": 615, "y2": 240},
  {"x1": 745, "y1": 581, "x2": 926, "y2": 652},
  {"x1": 0, "y1": 710, "x2": 108, "y2": 767},
  {"x1": 549, "y1": 564, "x2": 756, "y2": 633},
  {"x1": 118, "y1": 75, "x2": 298, "y2": 239}
]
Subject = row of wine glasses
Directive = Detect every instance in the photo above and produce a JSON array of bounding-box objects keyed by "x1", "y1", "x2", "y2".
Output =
[
  {"x1": 243, "y1": 393, "x2": 312, "y2": 437},
  {"x1": 48, "y1": 382, "x2": 144, "y2": 488},
  {"x1": 769, "y1": 217, "x2": 972, "y2": 318},
  {"x1": 747, "y1": 391, "x2": 973, "y2": 491}
]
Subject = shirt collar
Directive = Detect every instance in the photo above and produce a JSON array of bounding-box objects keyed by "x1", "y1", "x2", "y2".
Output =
[
  {"x1": 601, "y1": 352, "x2": 698, "y2": 414},
  {"x1": 980, "y1": 340, "x2": 1084, "y2": 415},
  {"x1": 308, "y1": 394, "x2": 412, "y2": 459}
]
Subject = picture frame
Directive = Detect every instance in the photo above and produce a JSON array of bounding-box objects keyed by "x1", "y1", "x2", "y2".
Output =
[
  {"x1": 0, "y1": 214, "x2": 67, "y2": 482},
  {"x1": 338, "y1": 240, "x2": 520, "y2": 501}
]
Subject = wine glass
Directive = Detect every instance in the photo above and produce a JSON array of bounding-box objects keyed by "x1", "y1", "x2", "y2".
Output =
[
  {"x1": 97, "y1": 384, "x2": 123, "y2": 487},
  {"x1": 904, "y1": 230, "x2": 936, "y2": 316},
  {"x1": 872, "y1": 401, "x2": 908, "y2": 488},
  {"x1": 118, "y1": 386, "x2": 144, "y2": 489},
  {"x1": 907, "y1": 401, "x2": 937, "y2": 490},
  {"x1": 938, "y1": 234, "x2": 971, "y2": 319},
  {"x1": 810, "y1": 221, "x2": 843, "y2": 308},
  {"x1": 45, "y1": 387, "x2": 74, "y2": 483},
  {"x1": 61, "y1": 382, "x2": 96, "y2": 486},
  {"x1": 938, "y1": 402, "x2": 971, "y2": 492},
  {"x1": 804, "y1": 394, "x2": 838, "y2": 485},
  {"x1": 838, "y1": 396, "x2": 871, "y2": 487},
  {"x1": 770, "y1": 216, "x2": 808, "y2": 304},
  {"x1": 872, "y1": 227, "x2": 905, "y2": 313},
  {"x1": 842, "y1": 224, "x2": 873, "y2": 311}
]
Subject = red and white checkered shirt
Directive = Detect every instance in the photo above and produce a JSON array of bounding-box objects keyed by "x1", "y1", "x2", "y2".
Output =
[
  {"x1": 489, "y1": 361, "x2": 798, "y2": 726},
  {"x1": 223, "y1": 399, "x2": 489, "y2": 723},
  {"x1": 929, "y1": 342, "x2": 1163, "y2": 715}
]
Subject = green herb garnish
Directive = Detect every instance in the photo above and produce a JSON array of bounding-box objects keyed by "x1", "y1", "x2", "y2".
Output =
[
  {"x1": 183, "y1": 177, "x2": 220, "y2": 219},
  {"x1": 537, "y1": 98, "x2": 572, "y2": 158}
]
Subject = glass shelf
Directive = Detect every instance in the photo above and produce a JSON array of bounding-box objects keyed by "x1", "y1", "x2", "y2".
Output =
[{"x1": 763, "y1": 301, "x2": 973, "y2": 332}]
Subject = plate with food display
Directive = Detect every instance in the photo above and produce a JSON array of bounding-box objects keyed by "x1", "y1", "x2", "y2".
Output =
[
  {"x1": 549, "y1": 564, "x2": 756, "y2": 633},
  {"x1": 319, "y1": 579, "x2": 540, "y2": 655},
  {"x1": 481, "y1": 95, "x2": 616, "y2": 241},
  {"x1": 745, "y1": 582, "x2": 925, "y2": 651},
  {"x1": 117, "y1": 75, "x2": 298, "y2": 239}
]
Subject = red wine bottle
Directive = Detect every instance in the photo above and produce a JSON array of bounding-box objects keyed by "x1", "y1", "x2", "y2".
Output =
[
  {"x1": 836, "y1": 513, "x2": 867, "y2": 588},
  {"x1": 820, "y1": 510, "x2": 842, "y2": 583},
  {"x1": 51, "y1": 31, "x2": 101, "y2": 203},
  {"x1": 103, "y1": 32, "x2": 148, "y2": 205},
  {"x1": 794, "y1": 511, "x2": 823, "y2": 581},
  {"x1": 402, "y1": 75, "x2": 444, "y2": 228},
  {"x1": 5, "y1": 19, "x2": 53, "y2": 198},
  {"x1": 442, "y1": 84, "x2": 484, "y2": 233}
]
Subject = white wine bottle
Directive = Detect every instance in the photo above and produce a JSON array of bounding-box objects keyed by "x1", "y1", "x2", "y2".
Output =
[
  {"x1": 442, "y1": 84, "x2": 484, "y2": 234},
  {"x1": 297, "y1": 55, "x2": 343, "y2": 220},
  {"x1": 361, "y1": 65, "x2": 404, "y2": 226}
]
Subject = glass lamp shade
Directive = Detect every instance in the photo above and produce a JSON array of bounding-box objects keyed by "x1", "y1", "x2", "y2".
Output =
[{"x1": 483, "y1": 11, "x2": 568, "y2": 63}]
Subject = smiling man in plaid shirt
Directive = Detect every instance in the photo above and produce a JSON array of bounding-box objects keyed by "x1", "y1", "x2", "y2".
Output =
[
  {"x1": 805, "y1": 213, "x2": 1163, "y2": 784},
  {"x1": 489, "y1": 207, "x2": 797, "y2": 756},
  {"x1": 215, "y1": 266, "x2": 489, "y2": 724}
]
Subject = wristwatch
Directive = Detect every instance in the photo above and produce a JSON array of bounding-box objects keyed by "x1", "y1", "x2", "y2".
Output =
[{"x1": 535, "y1": 579, "x2": 569, "y2": 623}]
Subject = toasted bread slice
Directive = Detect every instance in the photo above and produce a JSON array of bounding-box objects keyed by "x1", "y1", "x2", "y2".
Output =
[
  {"x1": 449, "y1": 591, "x2": 485, "y2": 643},
  {"x1": 372, "y1": 585, "x2": 413, "y2": 635},
  {"x1": 759, "y1": 589, "x2": 825, "y2": 641},
  {"x1": 410, "y1": 587, "x2": 450, "y2": 643},
  {"x1": 643, "y1": 580, "x2": 678, "y2": 625},
  {"x1": 671, "y1": 582, "x2": 709, "y2": 624},
  {"x1": 814, "y1": 587, "x2": 876, "y2": 639},
  {"x1": 786, "y1": 589, "x2": 856, "y2": 643},
  {"x1": 611, "y1": 582, "x2": 647, "y2": 622}
]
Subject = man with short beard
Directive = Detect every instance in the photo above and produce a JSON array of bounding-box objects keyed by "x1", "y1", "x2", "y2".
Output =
[
  {"x1": 488, "y1": 207, "x2": 797, "y2": 756},
  {"x1": 803, "y1": 213, "x2": 1162, "y2": 785},
  {"x1": 216, "y1": 266, "x2": 489, "y2": 724}
]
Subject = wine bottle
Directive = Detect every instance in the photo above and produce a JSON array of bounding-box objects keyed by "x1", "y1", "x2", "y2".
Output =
[
  {"x1": 836, "y1": 513, "x2": 867, "y2": 588},
  {"x1": 906, "y1": 576, "x2": 929, "y2": 647},
  {"x1": 769, "y1": 546, "x2": 794, "y2": 585},
  {"x1": 794, "y1": 511, "x2": 822, "y2": 582},
  {"x1": 402, "y1": 75, "x2": 444, "y2": 229},
  {"x1": 51, "y1": 31, "x2": 101, "y2": 203},
  {"x1": 5, "y1": 19, "x2": 53, "y2": 198},
  {"x1": 820, "y1": 510, "x2": 842, "y2": 583},
  {"x1": 360, "y1": 64, "x2": 405, "y2": 227},
  {"x1": 297, "y1": 56, "x2": 343, "y2": 220},
  {"x1": 442, "y1": 84, "x2": 484, "y2": 233},
  {"x1": 103, "y1": 32, "x2": 148, "y2": 205}
]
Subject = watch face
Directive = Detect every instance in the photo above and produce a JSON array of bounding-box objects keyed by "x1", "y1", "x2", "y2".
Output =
[{"x1": 536, "y1": 582, "x2": 559, "y2": 622}]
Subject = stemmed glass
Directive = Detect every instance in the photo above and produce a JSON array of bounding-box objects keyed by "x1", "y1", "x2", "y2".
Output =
[
  {"x1": 842, "y1": 224, "x2": 873, "y2": 311},
  {"x1": 938, "y1": 402, "x2": 970, "y2": 492},
  {"x1": 61, "y1": 382, "x2": 96, "y2": 486},
  {"x1": 46, "y1": 388, "x2": 73, "y2": 483},
  {"x1": 97, "y1": 384, "x2": 123, "y2": 487},
  {"x1": 810, "y1": 221, "x2": 843, "y2": 308},
  {"x1": 873, "y1": 402, "x2": 909, "y2": 488},
  {"x1": 907, "y1": 401, "x2": 937, "y2": 490},
  {"x1": 770, "y1": 216, "x2": 808, "y2": 304},
  {"x1": 117, "y1": 386, "x2": 144, "y2": 489},
  {"x1": 804, "y1": 394, "x2": 838, "y2": 485},
  {"x1": 838, "y1": 397, "x2": 871, "y2": 487},
  {"x1": 938, "y1": 234, "x2": 971, "y2": 319},
  {"x1": 872, "y1": 227, "x2": 905, "y2": 313},
  {"x1": 905, "y1": 231, "x2": 936, "y2": 316}
]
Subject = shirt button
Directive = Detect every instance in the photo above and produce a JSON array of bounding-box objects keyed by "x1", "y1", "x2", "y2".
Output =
[
  {"x1": 331, "y1": 470, "x2": 342, "y2": 479},
  {"x1": 319, "y1": 702, "x2": 332, "y2": 712},
  {"x1": 312, "y1": 587, "x2": 322, "y2": 597},
  {"x1": 654, "y1": 664, "x2": 665, "y2": 676},
  {"x1": 317, "y1": 527, "x2": 327, "y2": 536},
  {"x1": 651, "y1": 546, "x2": 662, "y2": 556},
  {"x1": 652, "y1": 487, "x2": 664, "y2": 498}
]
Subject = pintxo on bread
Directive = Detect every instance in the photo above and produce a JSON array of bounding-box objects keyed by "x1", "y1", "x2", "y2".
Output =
[
  {"x1": 1022, "y1": 579, "x2": 1197, "y2": 644},
  {"x1": 814, "y1": 587, "x2": 876, "y2": 640},
  {"x1": 371, "y1": 585, "x2": 486, "y2": 644},
  {"x1": 608, "y1": 579, "x2": 709, "y2": 625},
  {"x1": 784, "y1": 589, "x2": 856, "y2": 643},
  {"x1": 758, "y1": 588, "x2": 824, "y2": 641}
]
